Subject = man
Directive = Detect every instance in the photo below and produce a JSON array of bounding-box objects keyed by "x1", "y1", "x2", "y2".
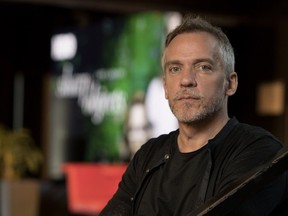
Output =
[{"x1": 99, "y1": 14, "x2": 287, "y2": 215}]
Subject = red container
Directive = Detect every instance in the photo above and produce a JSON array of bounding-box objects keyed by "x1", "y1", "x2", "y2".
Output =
[{"x1": 63, "y1": 163, "x2": 127, "y2": 215}]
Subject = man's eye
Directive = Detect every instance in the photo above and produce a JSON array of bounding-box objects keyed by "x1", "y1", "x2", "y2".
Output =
[
  {"x1": 199, "y1": 65, "x2": 212, "y2": 71},
  {"x1": 169, "y1": 66, "x2": 181, "y2": 73}
]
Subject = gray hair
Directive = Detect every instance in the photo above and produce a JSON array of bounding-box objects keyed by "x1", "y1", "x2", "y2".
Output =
[{"x1": 163, "y1": 14, "x2": 235, "y2": 74}]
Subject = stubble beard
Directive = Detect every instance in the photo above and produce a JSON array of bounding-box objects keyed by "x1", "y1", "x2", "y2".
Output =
[{"x1": 169, "y1": 93, "x2": 225, "y2": 124}]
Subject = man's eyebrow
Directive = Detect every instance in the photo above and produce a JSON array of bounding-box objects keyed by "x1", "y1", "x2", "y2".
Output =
[
  {"x1": 165, "y1": 60, "x2": 182, "y2": 65},
  {"x1": 166, "y1": 58, "x2": 215, "y2": 65},
  {"x1": 192, "y1": 58, "x2": 215, "y2": 65},
  {"x1": 163, "y1": 58, "x2": 216, "y2": 70},
  {"x1": 164, "y1": 60, "x2": 182, "y2": 69}
]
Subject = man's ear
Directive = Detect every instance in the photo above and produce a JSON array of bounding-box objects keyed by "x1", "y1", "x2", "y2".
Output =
[{"x1": 226, "y1": 72, "x2": 238, "y2": 96}]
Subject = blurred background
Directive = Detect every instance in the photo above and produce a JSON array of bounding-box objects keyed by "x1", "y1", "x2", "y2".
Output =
[{"x1": 0, "y1": 0, "x2": 288, "y2": 215}]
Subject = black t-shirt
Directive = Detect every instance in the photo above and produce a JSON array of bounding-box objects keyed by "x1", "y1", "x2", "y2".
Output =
[{"x1": 137, "y1": 136, "x2": 211, "y2": 216}]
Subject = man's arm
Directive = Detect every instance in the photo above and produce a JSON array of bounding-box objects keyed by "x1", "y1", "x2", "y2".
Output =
[
  {"x1": 191, "y1": 145, "x2": 288, "y2": 216},
  {"x1": 99, "y1": 150, "x2": 142, "y2": 216}
]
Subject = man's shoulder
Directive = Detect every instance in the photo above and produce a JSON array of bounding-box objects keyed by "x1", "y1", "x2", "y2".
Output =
[
  {"x1": 131, "y1": 130, "x2": 178, "y2": 171},
  {"x1": 133, "y1": 130, "x2": 178, "y2": 162},
  {"x1": 224, "y1": 120, "x2": 283, "y2": 153},
  {"x1": 234, "y1": 121, "x2": 280, "y2": 142}
]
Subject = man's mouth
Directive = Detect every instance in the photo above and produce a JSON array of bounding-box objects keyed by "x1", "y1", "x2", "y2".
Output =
[{"x1": 175, "y1": 93, "x2": 202, "y2": 101}]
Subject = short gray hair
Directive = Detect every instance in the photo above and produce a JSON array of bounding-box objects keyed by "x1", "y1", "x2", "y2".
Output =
[{"x1": 163, "y1": 14, "x2": 235, "y2": 74}]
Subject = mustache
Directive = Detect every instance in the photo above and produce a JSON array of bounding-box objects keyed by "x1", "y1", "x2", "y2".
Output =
[{"x1": 173, "y1": 90, "x2": 203, "y2": 100}]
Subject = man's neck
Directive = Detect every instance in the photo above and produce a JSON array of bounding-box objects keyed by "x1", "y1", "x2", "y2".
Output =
[{"x1": 177, "y1": 115, "x2": 229, "y2": 153}]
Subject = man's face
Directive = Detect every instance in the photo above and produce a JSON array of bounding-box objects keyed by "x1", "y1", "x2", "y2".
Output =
[{"x1": 163, "y1": 32, "x2": 231, "y2": 124}]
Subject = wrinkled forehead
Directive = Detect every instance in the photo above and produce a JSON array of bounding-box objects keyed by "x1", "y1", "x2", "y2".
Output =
[{"x1": 162, "y1": 32, "x2": 224, "y2": 68}]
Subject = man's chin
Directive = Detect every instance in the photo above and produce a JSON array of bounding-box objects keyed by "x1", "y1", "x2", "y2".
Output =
[{"x1": 176, "y1": 110, "x2": 218, "y2": 124}]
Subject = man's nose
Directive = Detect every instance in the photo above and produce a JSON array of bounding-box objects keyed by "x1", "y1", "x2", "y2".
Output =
[{"x1": 180, "y1": 69, "x2": 197, "y2": 87}]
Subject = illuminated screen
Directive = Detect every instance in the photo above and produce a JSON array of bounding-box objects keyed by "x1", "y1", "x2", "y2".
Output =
[{"x1": 47, "y1": 12, "x2": 178, "y2": 178}]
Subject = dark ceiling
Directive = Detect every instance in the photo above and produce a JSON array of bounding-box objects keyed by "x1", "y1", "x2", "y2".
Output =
[{"x1": 3, "y1": 0, "x2": 288, "y2": 16}]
